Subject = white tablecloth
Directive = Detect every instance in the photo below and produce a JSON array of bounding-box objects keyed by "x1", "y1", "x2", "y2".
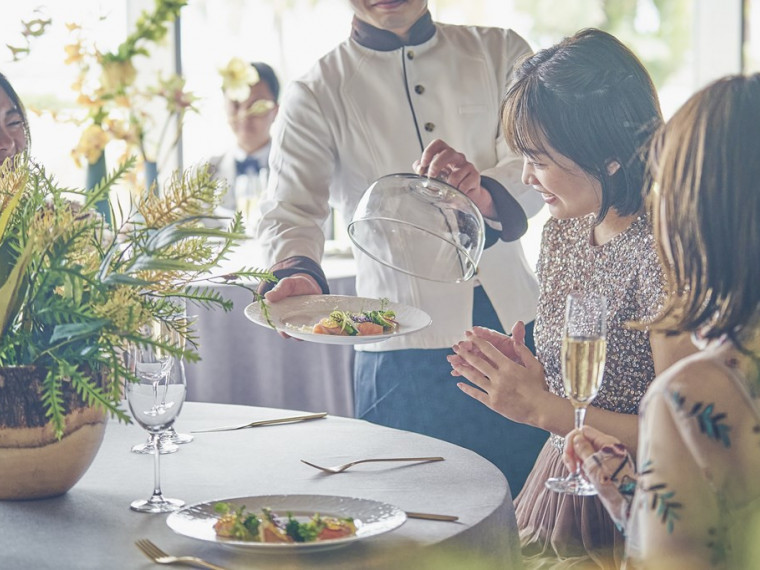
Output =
[
  {"x1": 186, "y1": 249, "x2": 357, "y2": 417},
  {"x1": 0, "y1": 402, "x2": 522, "y2": 569}
]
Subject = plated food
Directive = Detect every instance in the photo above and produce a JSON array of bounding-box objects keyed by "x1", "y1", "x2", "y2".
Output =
[
  {"x1": 312, "y1": 304, "x2": 397, "y2": 337},
  {"x1": 213, "y1": 502, "x2": 356, "y2": 543},
  {"x1": 245, "y1": 295, "x2": 431, "y2": 345},
  {"x1": 166, "y1": 494, "x2": 407, "y2": 552}
]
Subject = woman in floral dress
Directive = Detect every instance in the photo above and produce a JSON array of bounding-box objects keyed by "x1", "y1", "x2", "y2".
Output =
[{"x1": 566, "y1": 73, "x2": 760, "y2": 569}]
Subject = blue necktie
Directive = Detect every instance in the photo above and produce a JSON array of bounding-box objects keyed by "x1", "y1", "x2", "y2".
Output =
[{"x1": 235, "y1": 156, "x2": 260, "y2": 176}]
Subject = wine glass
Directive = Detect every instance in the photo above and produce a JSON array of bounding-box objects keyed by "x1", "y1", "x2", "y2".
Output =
[
  {"x1": 545, "y1": 292, "x2": 607, "y2": 496},
  {"x1": 163, "y1": 360, "x2": 194, "y2": 445},
  {"x1": 127, "y1": 319, "x2": 186, "y2": 513},
  {"x1": 131, "y1": 360, "x2": 193, "y2": 453}
]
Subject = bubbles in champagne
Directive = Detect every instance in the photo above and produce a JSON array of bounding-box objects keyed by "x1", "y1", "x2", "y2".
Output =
[{"x1": 561, "y1": 336, "x2": 606, "y2": 406}]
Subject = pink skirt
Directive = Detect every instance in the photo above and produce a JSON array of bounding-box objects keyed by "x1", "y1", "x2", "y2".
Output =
[{"x1": 514, "y1": 439, "x2": 624, "y2": 569}]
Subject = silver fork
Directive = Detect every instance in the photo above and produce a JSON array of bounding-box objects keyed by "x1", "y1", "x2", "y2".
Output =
[
  {"x1": 135, "y1": 539, "x2": 227, "y2": 570},
  {"x1": 300, "y1": 456, "x2": 444, "y2": 474}
]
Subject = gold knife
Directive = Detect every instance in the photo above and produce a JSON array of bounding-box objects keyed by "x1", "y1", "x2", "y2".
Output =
[
  {"x1": 191, "y1": 412, "x2": 328, "y2": 433},
  {"x1": 405, "y1": 512, "x2": 459, "y2": 522}
]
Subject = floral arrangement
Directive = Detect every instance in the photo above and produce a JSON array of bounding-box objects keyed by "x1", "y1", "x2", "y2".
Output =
[
  {"x1": 64, "y1": 0, "x2": 194, "y2": 175},
  {"x1": 0, "y1": 154, "x2": 275, "y2": 438},
  {"x1": 10, "y1": 1, "x2": 195, "y2": 182}
]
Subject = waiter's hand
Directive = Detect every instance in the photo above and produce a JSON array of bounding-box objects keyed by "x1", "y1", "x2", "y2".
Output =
[
  {"x1": 264, "y1": 273, "x2": 322, "y2": 339},
  {"x1": 413, "y1": 139, "x2": 496, "y2": 218}
]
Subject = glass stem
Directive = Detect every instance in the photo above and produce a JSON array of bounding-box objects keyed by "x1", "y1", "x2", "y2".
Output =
[
  {"x1": 151, "y1": 433, "x2": 163, "y2": 501},
  {"x1": 572, "y1": 406, "x2": 587, "y2": 477}
]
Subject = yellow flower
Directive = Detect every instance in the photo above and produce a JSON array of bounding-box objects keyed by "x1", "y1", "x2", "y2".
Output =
[
  {"x1": 219, "y1": 57, "x2": 259, "y2": 102},
  {"x1": 104, "y1": 117, "x2": 139, "y2": 146},
  {"x1": 100, "y1": 58, "x2": 137, "y2": 93},
  {"x1": 247, "y1": 99, "x2": 276, "y2": 116},
  {"x1": 154, "y1": 74, "x2": 198, "y2": 114},
  {"x1": 73, "y1": 124, "x2": 109, "y2": 166},
  {"x1": 113, "y1": 94, "x2": 131, "y2": 108},
  {"x1": 76, "y1": 93, "x2": 103, "y2": 109},
  {"x1": 64, "y1": 43, "x2": 84, "y2": 65}
]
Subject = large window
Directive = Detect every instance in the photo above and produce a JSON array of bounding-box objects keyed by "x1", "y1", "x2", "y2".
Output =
[
  {"x1": 1, "y1": 0, "x2": 755, "y2": 263},
  {"x1": 746, "y1": 0, "x2": 760, "y2": 71}
]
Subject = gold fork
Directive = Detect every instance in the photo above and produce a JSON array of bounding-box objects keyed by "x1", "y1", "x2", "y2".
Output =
[
  {"x1": 135, "y1": 539, "x2": 227, "y2": 570},
  {"x1": 300, "y1": 456, "x2": 444, "y2": 474}
]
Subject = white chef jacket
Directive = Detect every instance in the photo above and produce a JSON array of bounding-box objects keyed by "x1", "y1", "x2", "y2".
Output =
[{"x1": 258, "y1": 16, "x2": 542, "y2": 351}]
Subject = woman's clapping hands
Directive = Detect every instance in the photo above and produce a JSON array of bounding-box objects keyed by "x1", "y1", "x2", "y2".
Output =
[{"x1": 448, "y1": 322, "x2": 551, "y2": 426}]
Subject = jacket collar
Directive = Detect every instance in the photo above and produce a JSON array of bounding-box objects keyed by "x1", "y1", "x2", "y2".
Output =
[{"x1": 350, "y1": 11, "x2": 436, "y2": 52}]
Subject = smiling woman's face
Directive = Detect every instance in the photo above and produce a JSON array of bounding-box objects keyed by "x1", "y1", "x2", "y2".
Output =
[
  {"x1": 520, "y1": 142, "x2": 602, "y2": 221},
  {"x1": 0, "y1": 87, "x2": 27, "y2": 164}
]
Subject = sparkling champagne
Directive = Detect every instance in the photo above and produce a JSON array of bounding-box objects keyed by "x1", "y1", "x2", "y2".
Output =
[{"x1": 561, "y1": 336, "x2": 606, "y2": 407}]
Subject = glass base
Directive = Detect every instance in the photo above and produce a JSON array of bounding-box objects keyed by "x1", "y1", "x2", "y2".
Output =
[
  {"x1": 545, "y1": 473, "x2": 598, "y2": 496},
  {"x1": 130, "y1": 496, "x2": 185, "y2": 513},
  {"x1": 131, "y1": 439, "x2": 179, "y2": 455},
  {"x1": 166, "y1": 430, "x2": 194, "y2": 445}
]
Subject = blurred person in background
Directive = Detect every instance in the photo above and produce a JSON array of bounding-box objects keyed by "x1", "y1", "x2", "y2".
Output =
[{"x1": 210, "y1": 60, "x2": 279, "y2": 227}]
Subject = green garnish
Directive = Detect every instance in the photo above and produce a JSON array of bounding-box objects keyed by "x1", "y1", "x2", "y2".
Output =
[
  {"x1": 285, "y1": 512, "x2": 323, "y2": 542},
  {"x1": 214, "y1": 502, "x2": 260, "y2": 540},
  {"x1": 329, "y1": 310, "x2": 359, "y2": 335}
]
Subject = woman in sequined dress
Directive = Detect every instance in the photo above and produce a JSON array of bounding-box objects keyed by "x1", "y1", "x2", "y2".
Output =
[{"x1": 437, "y1": 30, "x2": 695, "y2": 568}]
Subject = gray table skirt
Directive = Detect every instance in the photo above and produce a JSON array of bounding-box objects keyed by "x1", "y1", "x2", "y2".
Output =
[{"x1": 186, "y1": 272, "x2": 357, "y2": 417}]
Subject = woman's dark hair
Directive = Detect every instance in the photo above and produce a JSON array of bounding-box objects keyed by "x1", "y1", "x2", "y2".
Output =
[
  {"x1": 251, "y1": 62, "x2": 280, "y2": 103},
  {"x1": 648, "y1": 73, "x2": 760, "y2": 341},
  {"x1": 501, "y1": 28, "x2": 661, "y2": 222}
]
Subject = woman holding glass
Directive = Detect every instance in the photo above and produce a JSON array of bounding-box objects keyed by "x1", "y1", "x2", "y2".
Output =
[
  {"x1": 432, "y1": 29, "x2": 693, "y2": 567},
  {"x1": 565, "y1": 73, "x2": 760, "y2": 570}
]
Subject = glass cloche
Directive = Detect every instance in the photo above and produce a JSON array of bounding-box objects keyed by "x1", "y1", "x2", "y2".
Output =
[{"x1": 348, "y1": 173, "x2": 485, "y2": 283}]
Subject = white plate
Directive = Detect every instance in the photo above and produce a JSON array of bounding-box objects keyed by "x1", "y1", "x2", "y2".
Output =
[
  {"x1": 166, "y1": 494, "x2": 407, "y2": 552},
  {"x1": 245, "y1": 295, "x2": 432, "y2": 345}
]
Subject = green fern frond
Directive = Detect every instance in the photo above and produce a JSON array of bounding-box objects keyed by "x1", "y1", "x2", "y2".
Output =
[{"x1": 41, "y1": 367, "x2": 66, "y2": 438}]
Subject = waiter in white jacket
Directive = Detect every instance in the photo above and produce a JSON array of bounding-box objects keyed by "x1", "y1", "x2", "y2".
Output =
[{"x1": 257, "y1": 0, "x2": 547, "y2": 494}]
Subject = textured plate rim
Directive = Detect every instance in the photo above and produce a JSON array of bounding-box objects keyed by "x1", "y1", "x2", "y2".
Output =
[
  {"x1": 244, "y1": 295, "x2": 431, "y2": 345},
  {"x1": 166, "y1": 493, "x2": 407, "y2": 552}
]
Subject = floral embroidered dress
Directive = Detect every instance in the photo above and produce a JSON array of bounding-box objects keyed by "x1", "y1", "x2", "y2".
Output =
[
  {"x1": 515, "y1": 214, "x2": 665, "y2": 569},
  {"x1": 602, "y1": 337, "x2": 760, "y2": 569}
]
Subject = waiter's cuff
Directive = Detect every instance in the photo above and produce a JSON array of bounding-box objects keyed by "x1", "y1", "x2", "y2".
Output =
[
  {"x1": 481, "y1": 176, "x2": 528, "y2": 242},
  {"x1": 256, "y1": 255, "x2": 330, "y2": 295}
]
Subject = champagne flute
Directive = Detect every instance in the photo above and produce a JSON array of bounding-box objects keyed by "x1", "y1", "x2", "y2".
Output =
[
  {"x1": 234, "y1": 168, "x2": 265, "y2": 235},
  {"x1": 545, "y1": 292, "x2": 607, "y2": 496},
  {"x1": 127, "y1": 319, "x2": 186, "y2": 513}
]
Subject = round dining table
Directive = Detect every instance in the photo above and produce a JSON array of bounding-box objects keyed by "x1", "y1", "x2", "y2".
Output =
[{"x1": 0, "y1": 402, "x2": 521, "y2": 569}]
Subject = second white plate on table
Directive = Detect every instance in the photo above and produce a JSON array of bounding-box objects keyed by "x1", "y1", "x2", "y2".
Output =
[
  {"x1": 245, "y1": 295, "x2": 431, "y2": 345},
  {"x1": 166, "y1": 494, "x2": 407, "y2": 552}
]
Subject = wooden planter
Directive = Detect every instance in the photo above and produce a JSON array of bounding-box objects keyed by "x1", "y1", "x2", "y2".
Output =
[{"x1": 0, "y1": 366, "x2": 107, "y2": 500}]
